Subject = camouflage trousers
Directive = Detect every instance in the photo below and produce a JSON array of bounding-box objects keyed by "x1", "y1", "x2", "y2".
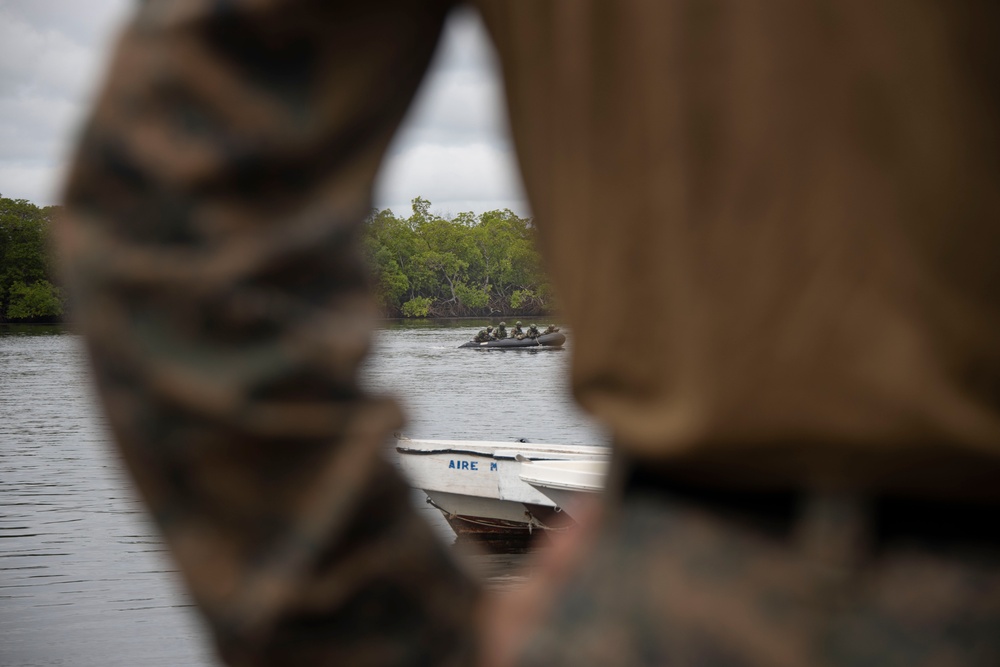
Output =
[{"x1": 507, "y1": 475, "x2": 1000, "y2": 667}]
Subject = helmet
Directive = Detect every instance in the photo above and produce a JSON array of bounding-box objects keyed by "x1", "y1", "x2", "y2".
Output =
[
  {"x1": 530, "y1": 324, "x2": 536, "y2": 328},
  {"x1": 516, "y1": 321, "x2": 522, "y2": 326},
  {"x1": 487, "y1": 326, "x2": 493, "y2": 331},
  {"x1": 499, "y1": 322, "x2": 505, "y2": 326}
]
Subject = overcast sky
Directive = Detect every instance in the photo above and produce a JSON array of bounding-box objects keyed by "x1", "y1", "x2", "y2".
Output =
[{"x1": 0, "y1": 1, "x2": 529, "y2": 218}]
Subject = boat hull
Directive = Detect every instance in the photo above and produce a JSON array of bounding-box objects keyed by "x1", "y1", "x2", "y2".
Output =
[
  {"x1": 427, "y1": 492, "x2": 573, "y2": 552},
  {"x1": 395, "y1": 437, "x2": 608, "y2": 550},
  {"x1": 518, "y1": 459, "x2": 608, "y2": 515}
]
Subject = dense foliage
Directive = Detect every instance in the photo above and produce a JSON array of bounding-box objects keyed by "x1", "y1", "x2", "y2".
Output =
[
  {"x1": 363, "y1": 197, "x2": 554, "y2": 318},
  {"x1": 0, "y1": 196, "x2": 65, "y2": 322},
  {"x1": 0, "y1": 194, "x2": 553, "y2": 322}
]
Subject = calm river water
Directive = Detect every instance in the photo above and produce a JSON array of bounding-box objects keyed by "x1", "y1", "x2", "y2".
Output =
[{"x1": 0, "y1": 322, "x2": 606, "y2": 666}]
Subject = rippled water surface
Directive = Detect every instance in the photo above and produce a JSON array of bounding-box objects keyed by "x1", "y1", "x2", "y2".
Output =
[
  {"x1": 1, "y1": 322, "x2": 605, "y2": 666},
  {"x1": 363, "y1": 322, "x2": 604, "y2": 444}
]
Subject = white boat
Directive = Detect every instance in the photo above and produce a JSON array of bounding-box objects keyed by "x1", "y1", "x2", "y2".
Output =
[
  {"x1": 394, "y1": 436, "x2": 609, "y2": 550},
  {"x1": 518, "y1": 458, "x2": 608, "y2": 511}
]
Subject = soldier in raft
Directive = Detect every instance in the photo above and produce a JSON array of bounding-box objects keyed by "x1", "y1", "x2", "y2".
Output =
[
  {"x1": 473, "y1": 328, "x2": 490, "y2": 343},
  {"x1": 526, "y1": 324, "x2": 540, "y2": 339},
  {"x1": 495, "y1": 322, "x2": 507, "y2": 339},
  {"x1": 511, "y1": 321, "x2": 525, "y2": 339},
  {"x1": 544, "y1": 324, "x2": 560, "y2": 334},
  {"x1": 486, "y1": 325, "x2": 495, "y2": 339}
]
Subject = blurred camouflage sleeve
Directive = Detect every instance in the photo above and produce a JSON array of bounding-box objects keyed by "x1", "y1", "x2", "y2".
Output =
[{"x1": 56, "y1": 1, "x2": 478, "y2": 664}]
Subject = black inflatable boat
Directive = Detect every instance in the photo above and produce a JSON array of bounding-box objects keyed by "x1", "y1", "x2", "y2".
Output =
[{"x1": 458, "y1": 332, "x2": 566, "y2": 349}]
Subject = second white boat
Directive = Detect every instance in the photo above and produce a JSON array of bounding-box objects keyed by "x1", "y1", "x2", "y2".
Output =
[{"x1": 395, "y1": 435, "x2": 609, "y2": 550}]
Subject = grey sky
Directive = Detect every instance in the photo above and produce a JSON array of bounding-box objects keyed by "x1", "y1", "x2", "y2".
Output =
[{"x1": 0, "y1": 1, "x2": 529, "y2": 217}]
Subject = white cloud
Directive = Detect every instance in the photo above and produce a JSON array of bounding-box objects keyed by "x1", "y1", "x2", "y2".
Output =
[
  {"x1": 0, "y1": 94, "x2": 78, "y2": 161},
  {"x1": 0, "y1": 0, "x2": 131, "y2": 116},
  {"x1": 0, "y1": 0, "x2": 130, "y2": 204},
  {"x1": 0, "y1": 162, "x2": 61, "y2": 204},
  {"x1": 0, "y1": 2, "x2": 529, "y2": 217},
  {"x1": 0, "y1": 0, "x2": 130, "y2": 49},
  {"x1": 374, "y1": 8, "x2": 529, "y2": 217},
  {"x1": 0, "y1": 15, "x2": 87, "y2": 98},
  {"x1": 386, "y1": 74, "x2": 506, "y2": 150},
  {"x1": 375, "y1": 141, "x2": 526, "y2": 218}
]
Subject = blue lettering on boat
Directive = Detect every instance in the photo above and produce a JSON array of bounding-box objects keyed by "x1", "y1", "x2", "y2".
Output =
[
  {"x1": 490, "y1": 462, "x2": 498, "y2": 471},
  {"x1": 448, "y1": 459, "x2": 481, "y2": 471}
]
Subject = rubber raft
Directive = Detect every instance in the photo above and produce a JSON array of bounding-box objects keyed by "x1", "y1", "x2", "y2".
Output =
[{"x1": 459, "y1": 332, "x2": 566, "y2": 349}]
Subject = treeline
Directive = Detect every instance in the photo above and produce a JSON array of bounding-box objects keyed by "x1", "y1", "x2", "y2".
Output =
[
  {"x1": 0, "y1": 196, "x2": 65, "y2": 322},
  {"x1": 0, "y1": 194, "x2": 553, "y2": 322},
  {"x1": 364, "y1": 197, "x2": 553, "y2": 318}
]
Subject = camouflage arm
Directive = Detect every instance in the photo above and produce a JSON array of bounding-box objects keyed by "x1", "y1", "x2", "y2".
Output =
[{"x1": 58, "y1": 1, "x2": 477, "y2": 664}]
